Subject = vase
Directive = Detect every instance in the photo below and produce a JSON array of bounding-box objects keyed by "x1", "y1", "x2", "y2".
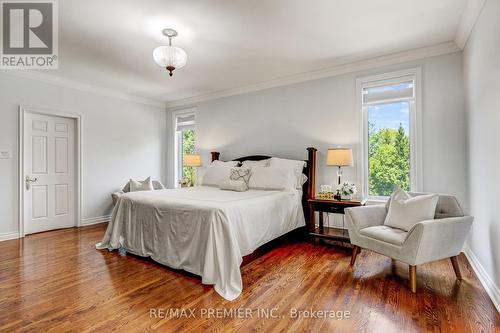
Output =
[{"x1": 341, "y1": 194, "x2": 352, "y2": 200}]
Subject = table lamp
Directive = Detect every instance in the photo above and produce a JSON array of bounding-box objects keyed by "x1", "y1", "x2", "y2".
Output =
[
  {"x1": 183, "y1": 154, "x2": 202, "y2": 186},
  {"x1": 326, "y1": 148, "x2": 353, "y2": 199}
]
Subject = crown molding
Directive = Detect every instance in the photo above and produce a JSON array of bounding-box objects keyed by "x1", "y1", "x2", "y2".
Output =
[
  {"x1": 455, "y1": 0, "x2": 486, "y2": 49},
  {"x1": 1, "y1": 41, "x2": 461, "y2": 110},
  {"x1": 166, "y1": 41, "x2": 460, "y2": 109},
  {"x1": 0, "y1": 70, "x2": 165, "y2": 109}
]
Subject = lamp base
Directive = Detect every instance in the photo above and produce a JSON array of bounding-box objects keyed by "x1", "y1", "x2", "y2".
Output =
[{"x1": 334, "y1": 191, "x2": 341, "y2": 200}]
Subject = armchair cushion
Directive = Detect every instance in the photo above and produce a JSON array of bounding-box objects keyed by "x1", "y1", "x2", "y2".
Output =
[
  {"x1": 384, "y1": 188, "x2": 439, "y2": 231},
  {"x1": 360, "y1": 225, "x2": 407, "y2": 246}
]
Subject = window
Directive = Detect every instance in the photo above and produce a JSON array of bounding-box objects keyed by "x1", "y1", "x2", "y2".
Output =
[
  {"x1": 174, "y1": 111, "x2": 196, "y2": 187},
  {"x1": 358, "y1": 69, "x2": 421, "y2": 199}
]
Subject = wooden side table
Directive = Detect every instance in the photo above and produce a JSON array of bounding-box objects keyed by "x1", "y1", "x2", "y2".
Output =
[{"x1": 308, "y1": 197, "x2": 367, "y2": 243}]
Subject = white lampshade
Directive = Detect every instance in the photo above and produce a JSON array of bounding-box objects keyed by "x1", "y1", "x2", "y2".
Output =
[
  {"x1": 183, "y1": 154, "x2": 202, "y2": 167},
  {"x1": 326, "y1": 148, "x2": 353, "y2": 167},
  {"x1": 153, "y1": 45, "x2": 187, "y2": 70}
]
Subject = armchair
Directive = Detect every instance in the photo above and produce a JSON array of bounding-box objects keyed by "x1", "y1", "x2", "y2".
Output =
[
  {"x1": 345, "y1": 193, "x2": 473, "y2": 293},
  {"x1": 111, "y1": 179, "x2": 166, "y2": 206}
]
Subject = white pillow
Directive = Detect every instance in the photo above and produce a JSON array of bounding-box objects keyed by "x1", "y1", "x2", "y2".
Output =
[
  {"x1": 300, "y1": 174, "x2": 308, "y2": 187},
  {"x1": 201, "y1": 167, "x2": 232, "y2": 187},
  {"x1": 220, "y1": 180, "x2": 248, "y2": 192},
  {"x1": 384, "y1": 188, "x2": 439, "y2": 231},
  {"x1": 211, "y1": 160, "x2": 239, "y2": 167},
  {"x1": 269, "y1": 157, "x2": 306, "y2": 189},
  {"x1": 129, "y1": 177, "x2": 154, "y2": 192},
  {"x1": 241, "y1": 159, "x2": 270, "y2": 168},
  {"x1": 249, "y1": 168, "x2": 296, "y2": 191}
]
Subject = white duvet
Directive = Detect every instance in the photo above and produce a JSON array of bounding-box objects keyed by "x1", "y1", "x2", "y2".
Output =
[{"x1": 96, "y1": 186, "x2": 305, "y2": 300}]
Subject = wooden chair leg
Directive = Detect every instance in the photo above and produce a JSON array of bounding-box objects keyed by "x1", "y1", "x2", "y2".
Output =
[
  {"x1": 350, "y1": 246, "x2": 360, "y2": 266},
  {"x1": 450, "y1": 256, "x2": 462, "y2": 280},
  {"x1": 409, "y1": 265, "x2": 417, "y2": 293},
  {"x1": 391, "y1": 258, "x2": 397, "y2": 275}
]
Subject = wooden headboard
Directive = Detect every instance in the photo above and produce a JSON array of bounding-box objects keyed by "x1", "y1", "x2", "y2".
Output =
[{"x1": 210, "y1": 147, "x2": 317, "y2": 223}]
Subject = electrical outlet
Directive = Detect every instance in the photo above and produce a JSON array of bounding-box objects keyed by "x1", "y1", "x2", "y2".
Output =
[{"x1": 0, "y1": 149, "x2": 12, "y2": 159}]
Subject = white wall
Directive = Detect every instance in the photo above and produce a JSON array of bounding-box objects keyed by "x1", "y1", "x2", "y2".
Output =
[
  {"x1": 169, "y1": 52, "x2": 467, "y2": 211},
  {"x1": 0, "y1": 73, "x2": 167, "y2": 236},
  {"x1": 463, "y1": 0, "x2": 500, "y2": 311}
]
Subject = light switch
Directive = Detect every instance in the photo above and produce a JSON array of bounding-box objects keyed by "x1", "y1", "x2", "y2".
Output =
[{"x1": 0, "y1": 149, "x2": 12, "y2": 159}]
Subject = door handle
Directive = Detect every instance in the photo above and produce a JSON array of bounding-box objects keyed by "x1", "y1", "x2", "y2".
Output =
[{"x1": 25, "y1": 176, "x2": 38, "y2": 190}]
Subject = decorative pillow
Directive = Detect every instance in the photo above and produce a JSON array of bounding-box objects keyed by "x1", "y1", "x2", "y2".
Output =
[
  {"x1": 384, "y1": 188, "x2": 439, "y2": 231},
  {"x1": 230, "y1": 168, "x2": 252, "y2": 189},
  {"x1": 129, "y1": 177, "x2": 154, "y2": 192},
  {"x1": 220, "y1": 180, "x2": 248, "y2": 192},
  {"x1": 385, "y1": 186, "x2": 408, "y2": 210},
  {"x1": 201, "y1": 167, "x2": 232, "y2": 187},
  {"x1": 269, "y1": 157, "x2": 306, "y2": 189},
  {"x1": 152, "y1": 180, "x2": 166, "y2": 190},
  {"x1": 211, "y1": 160, "x2": 240, "y2": 168},
  {"x1": 241, "y1": 159, "x2": 270, "y2": 168},
  {"x1": 249, "y1": 167, "x2": 296, "y2": 191}
]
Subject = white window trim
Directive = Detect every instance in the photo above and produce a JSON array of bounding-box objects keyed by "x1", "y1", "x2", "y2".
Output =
[
  {"x1": 356, "y1": 67, "x2": 423, "y2": 200},
  {"x1": 171, "y1": 107, "x2": 197, "y2": 188}
]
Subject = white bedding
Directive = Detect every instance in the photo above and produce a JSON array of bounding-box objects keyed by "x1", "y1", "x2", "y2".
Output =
[{"x1": 96, "y1": 186, "x2": 305, "y2": 300}]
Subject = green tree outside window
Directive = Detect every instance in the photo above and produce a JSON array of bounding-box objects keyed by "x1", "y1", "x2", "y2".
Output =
[
  {"x1": 182, "y1": 129, "x2": 196, "y2": 184},
  {"x1": 368, "y1": 122, "x2": 410, "y2": 196}
]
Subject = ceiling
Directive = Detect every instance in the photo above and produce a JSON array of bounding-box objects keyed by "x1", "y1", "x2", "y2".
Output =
[{"x1": 51, "y1": 0, "x2": 468, "y2": 105}]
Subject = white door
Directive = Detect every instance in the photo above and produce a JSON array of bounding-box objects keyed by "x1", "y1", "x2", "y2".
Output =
[{"x1": 24, "y1": 113, "x2": 75, "y2": 234}]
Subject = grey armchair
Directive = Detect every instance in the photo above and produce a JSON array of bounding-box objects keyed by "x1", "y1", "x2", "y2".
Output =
[
  {"x1": 111, "y1": 180, "x2": 165, "y2": 206},
  {"x1": 345, "y1": 193, "x2": 473, "y2": 293}
]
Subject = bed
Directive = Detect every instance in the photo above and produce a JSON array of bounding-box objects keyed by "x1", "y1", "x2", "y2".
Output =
[{"x1": 96, "y1": 147, "x2": 317, "y2": 300}]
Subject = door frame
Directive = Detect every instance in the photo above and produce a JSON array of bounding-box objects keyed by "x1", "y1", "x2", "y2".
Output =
[{"x1": 18, "y1": 106, "x2": 82, "y2": 237}]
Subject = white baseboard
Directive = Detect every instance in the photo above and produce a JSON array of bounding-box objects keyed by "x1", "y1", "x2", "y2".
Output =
[
  {"x1": 81, "y1": 215, "x2": 111, "y2": 226},
  {"x1": 0, "y1": 231, "x2": 19, "y2": 242},
  {"x1": 464, "y1": 245, "x2": 500, "y2": 313},
  {"x1": 0, "y1": 216, "x2": 109, "y2": 241}
]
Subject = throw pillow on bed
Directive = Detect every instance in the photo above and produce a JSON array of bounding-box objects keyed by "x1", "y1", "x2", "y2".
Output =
[
  {"x1": 211, "y1": 160, "x2": 240, "y2": 167},
  {"x1": 249, "y1": 167, "x2": 296, "y2": 191},
  {"x1": 230, "y1": 168, "x2": 251, "y2": 189},
  {"x1": 384, "y1": 187, "x2": 439, "y2": 231},
  {"x1": 241, "y1": 159, "x2": 270, "y2": 168},
  {"x1": 201, "y1": 166, "x2": 232, "y2": 187},
  {"x1": 269, "y1": 157, "x2": 306, "y2": 189},
  {"x1": 129, "y1": 176, "x2": 154, "y2": 192},
  {"x1": 220, "y1": 179, "x2": 248, "y2": 192}
]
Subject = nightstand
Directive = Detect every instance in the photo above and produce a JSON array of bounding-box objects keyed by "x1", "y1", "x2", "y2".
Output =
[{"x1": 308, "y1": 197, "x2": 367, "y2": 243}]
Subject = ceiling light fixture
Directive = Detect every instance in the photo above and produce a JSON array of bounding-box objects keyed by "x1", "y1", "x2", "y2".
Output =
[{"x1": 153, "y1": 28, "x2": 187, "y2": 77}]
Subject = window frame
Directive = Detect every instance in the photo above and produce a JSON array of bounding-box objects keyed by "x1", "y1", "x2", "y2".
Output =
[
  {"x1": 172, "y1": 108, "x2": 197, "y2": 188},
  {"x1": 356, "y1": 68, "x2": 422, "y2": 201}
]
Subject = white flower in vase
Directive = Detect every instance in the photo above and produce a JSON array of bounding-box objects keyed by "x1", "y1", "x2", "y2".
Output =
[{"x1": 338, "y1": 182, "x2": 357, "y2": 200}]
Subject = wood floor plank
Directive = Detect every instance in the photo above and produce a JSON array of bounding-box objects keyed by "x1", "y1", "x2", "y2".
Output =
[{"x1": 0, "y1": 224, "x2": 498, "y2": 332}]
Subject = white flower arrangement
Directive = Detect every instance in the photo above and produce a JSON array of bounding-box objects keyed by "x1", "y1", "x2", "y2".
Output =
[{"x1": 338, "y1": 182, "x2": 357, "y2": 197}]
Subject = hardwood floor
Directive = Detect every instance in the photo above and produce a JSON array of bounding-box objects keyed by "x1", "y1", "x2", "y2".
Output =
[{"x1": 0, "y1": 224, "x2": 498, "y2": 332}]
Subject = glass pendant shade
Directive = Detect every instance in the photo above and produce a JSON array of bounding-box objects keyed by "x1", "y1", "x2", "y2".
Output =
[{"x1": 153, "y1": 45, "x2": 187, "y2": 76}]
